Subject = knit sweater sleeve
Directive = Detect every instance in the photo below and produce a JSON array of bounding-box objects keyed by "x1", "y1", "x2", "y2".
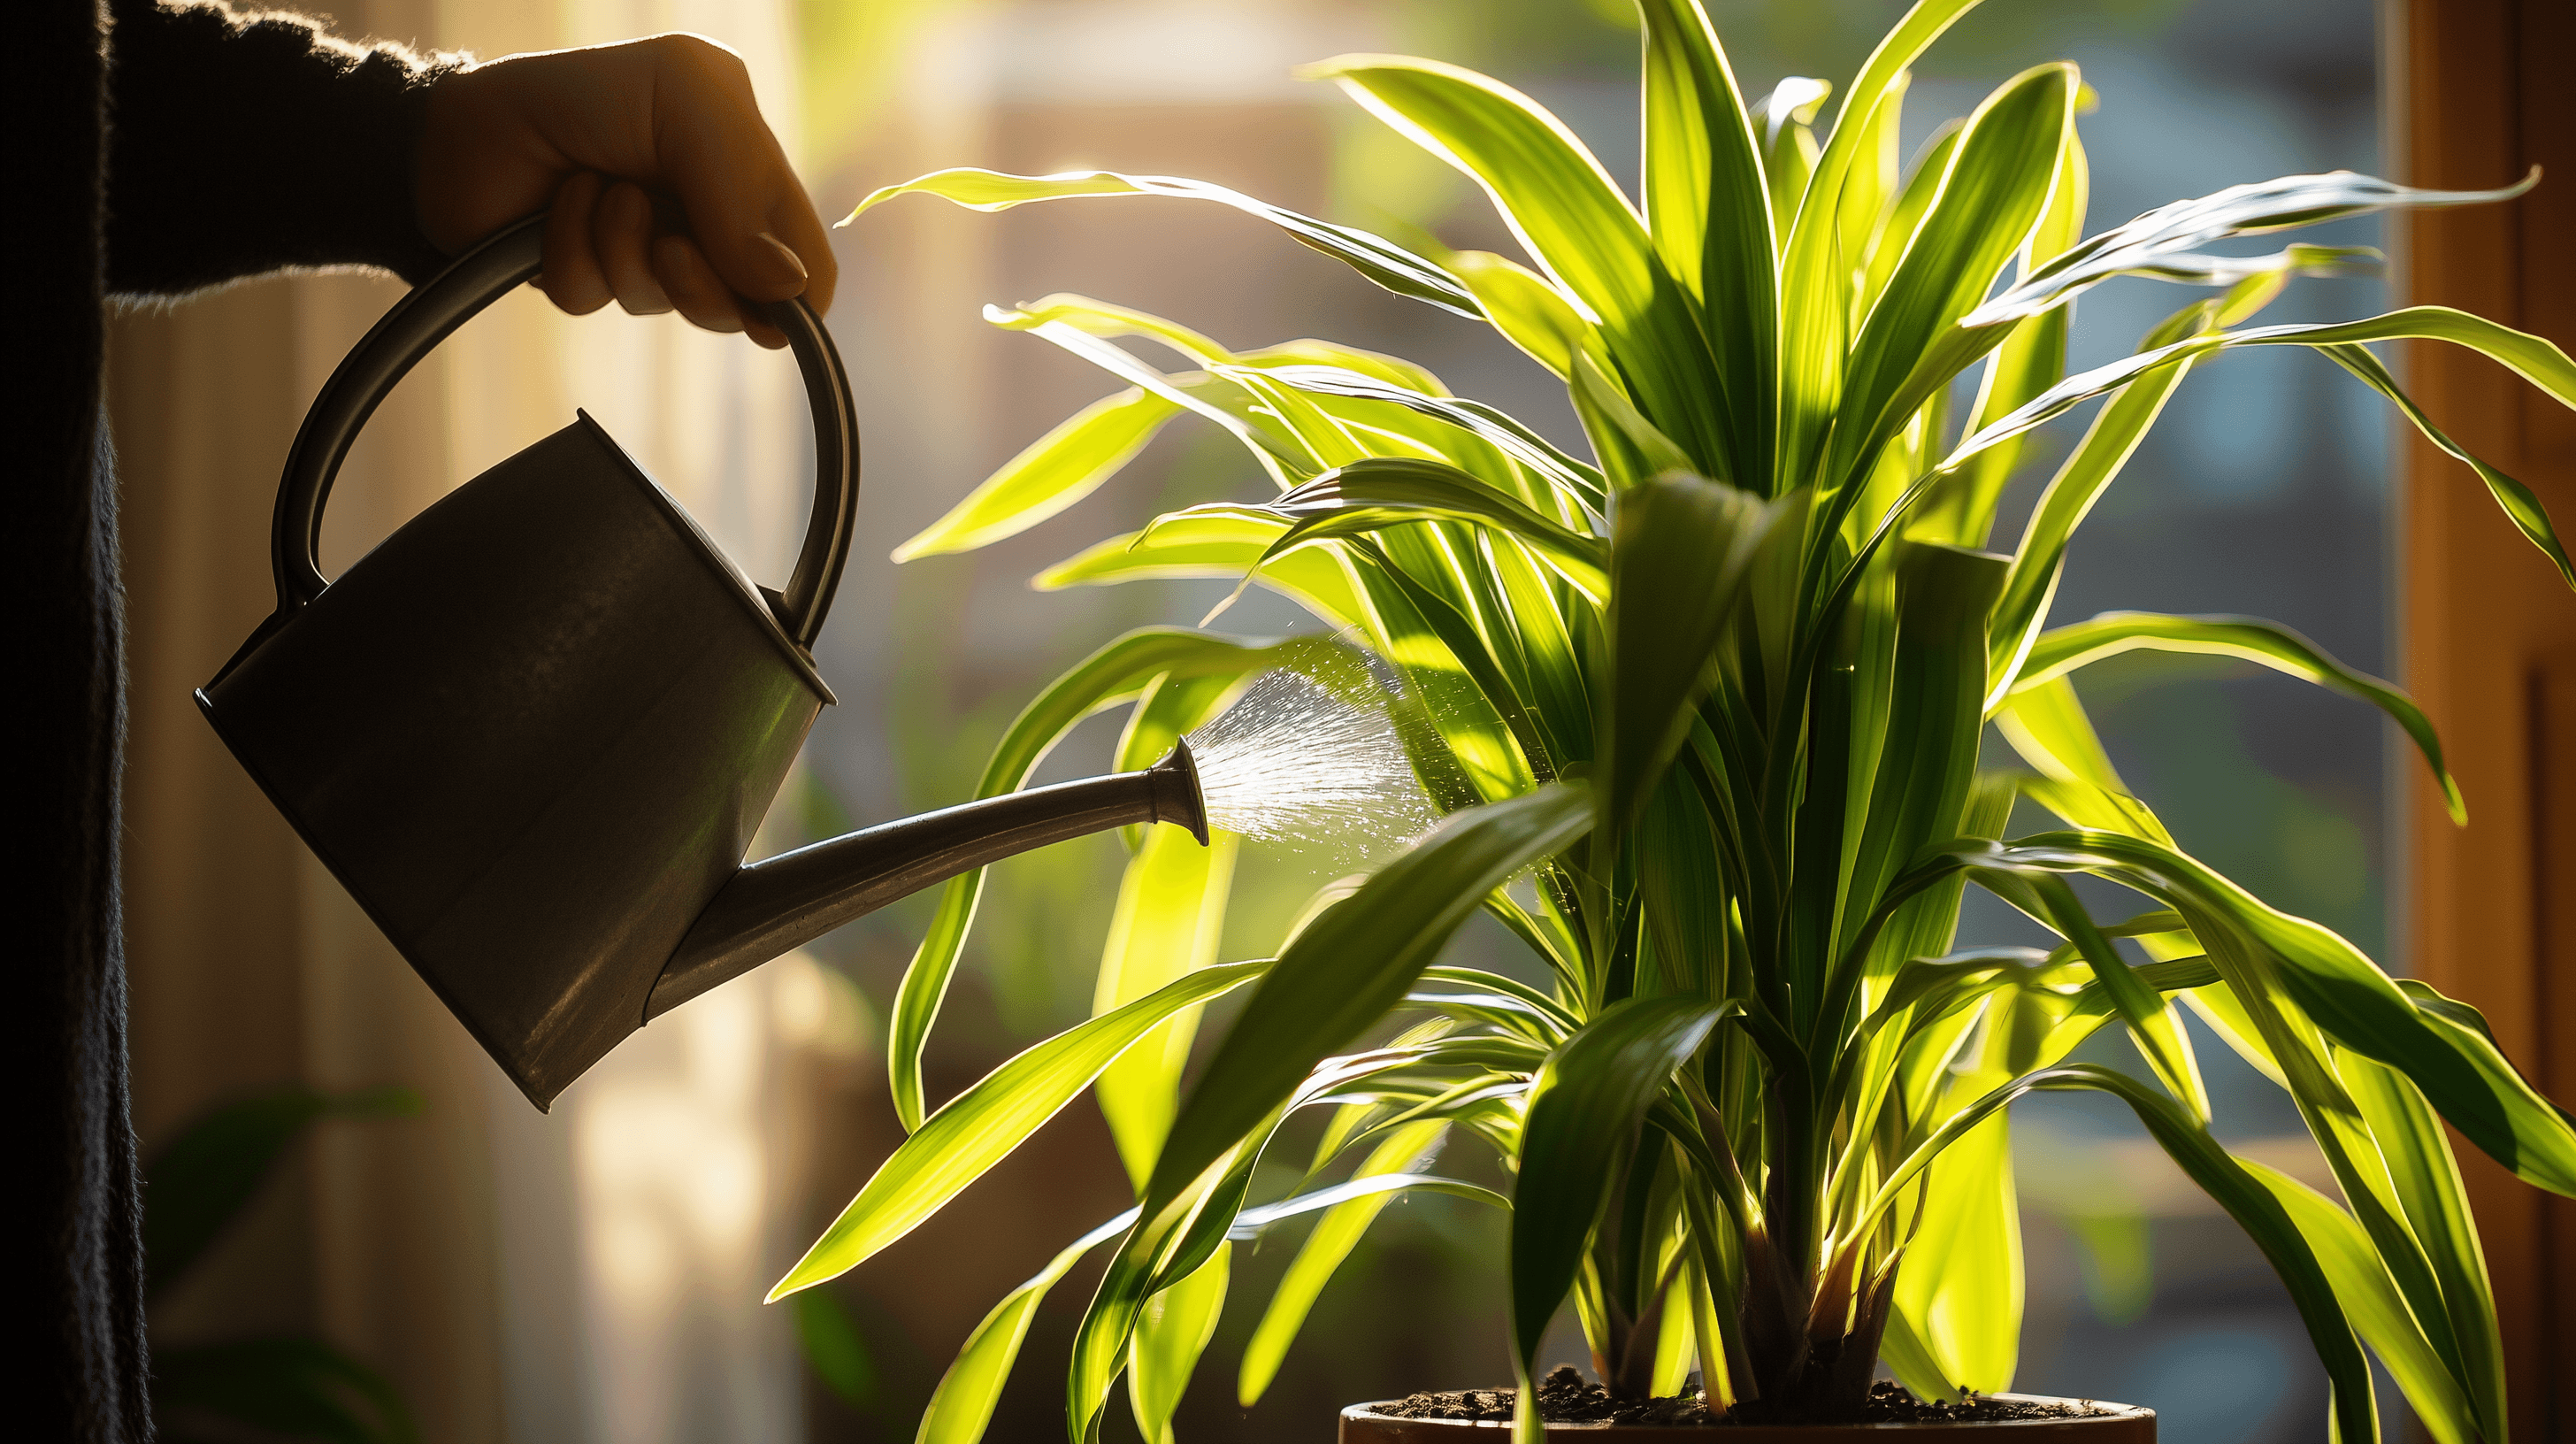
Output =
[{"x1": 104, "y1": 0, "x2": 460, "y2": 296}]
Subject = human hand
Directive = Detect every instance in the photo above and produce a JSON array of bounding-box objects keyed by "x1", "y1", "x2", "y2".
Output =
[{"x1": 414, "y1": 34, "x2": 835, "y2": 349}]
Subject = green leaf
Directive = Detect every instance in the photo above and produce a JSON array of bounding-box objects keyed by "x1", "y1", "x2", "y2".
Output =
[
  {"x1": 849, "y1": 168, "x2": 1479, "y2": 317},
  {"x1": 1420, "y1": 964, "x2": 1584, "y2": 1041},
  {"x1": 1650, "y1": 1257, "x2": 1699, "y2": 1397},
  {"x1": 1637, "y1": 770, "x2": 1729, "y2": 998},
  {"x1": 1945, "y1": 833, "x2": 2576, "y2": 1197},
  {"x1": 1128, "y1": 1241, "x2": 1229, "y2": 1444},
  {"x1": 1237, "y1": 338, "x2": 1517, "y2": 490},
  {"x1": 779, "y1": 960, "x2": 1269, "y2": 1299},
  {"x1": 1447, "y1": 249, "x2": 1608, "y2": 381},
  {"x1": 1238, "y1": 1120, "x2": 1448, "y2": 1405},
  {"x1": 2314, "y1": 339, "x2": 2576, "y2": 589},
  {"x1": 1878, "y1": 1302, "x2": 1961, "y2": 1403},
  {"x1": 1775, "y1": 0, "x2": 1988, "y2": 493},
  {"x1": 1260, "y1": 365, "x2": 1609, "y2": 517},
  {"x1": 2242, "y1": 1161, "x2": 2480, "y2": 1444},
  {"x1": 2013, "y1": 611, "x2": 2465, "y2": 824},
  {"x1": 1067, "y1": 1117, "x2": 1276, "y2": 1444},
  {"x1": 1969, "y1": 168, "x2": 2538, "y2": 328},
  {"x1": 1890, "y1": 1110, "x2": 2020, "y2": 1391},
  {"x1": 887, "y1": 629, "x2": 1319, "y2": 1129},
  {"x1": 1985, "y1": 338, "x2": 2200, "y2": 695},
  {"x1": 1944, "y1": 306, "x2": 2576, "y2": 588},
  {"x1": 962, "y1": 301, "x2": 1574, "y2": 523},
  {"x1": 1508, "y1": 998, "x2": 1724, "y2": 1442},
  {"x1": 1833, "y1": 543, "x2": 2010, "y2": 1000},
  {"x1": 2025, "y1": 876, "x2": 2208, "y2": 1119},
  {"x1": 144, "y1": 1086, "x2": 419, "y2": 1297},
  {"x1": 1843, "y1": 836, "x2": 2208, "y2": 1118},
  {"x1": 1035, "y1": 515, "x2": 1372, "y2": 634},
  {"x1": 1601, "y1": 476, "x2": 1776, "y2": 843},
  {"x1": 1093, "y1": 826, "x2": 1240, "y2": 1192},
  {"x1": 2338, "y1": 1050, "x2": 2508, "y2": 1442},
  {"x1": 982, "y1": 303, "x2": 1311, "y2": 483},
  {"x1": 1992, "y1": 677, "x2": 2176, "y2": 846},
  {"x1": 893, "y1": 388, "x2": 1182, "y2": 560},
  {"x1": 916, "y1": 1210, "x2": 1138, "y2": 1444},
  {"x1": 1913, "y1": 125, "x2": 2084, "y2": 548},
  {"x1": 1070, "y1": 787, "x2": 1594, "y2": 1443},
  {"x1": 2388, "y1": 978, "x2": 2576, "y2": 1194},
  {"x1": 1569, "y1": 351, "x2": 1697, "y2": 491},
  {"x1": 1822, "y1": 63, "x2": 2074, "y2": 499},
  {"x1": 1246, "y1": 458, "x2": 1608, "y2": 603},
  {"x1": 1861, "y1": 1064, "x2": 2380, "y2": 1444},
  {"x1": 1858, "y1": 122, "x2": 1960, "y2": 319},
  {"x1": 1635, "y1": 0, "x2": 1775, "y2": 481},
  {"x1": 1354, "y1": 551, "x2": 1560, "y2": 789},
  {"x1": 1042, "y1": 511, "x2": 1281, "y2": 585},
  {"x1": 1836, "y1": 65, "x2": 1911, "y2": 319},
  {"x1": 1335, "y1": 537, "x2": 1540, "y2": 804},
  {"x1": 1229, "y1": 1170, "x2": 1514, "y2": 1236},
  {"x1": 1151, "y1": 785, "x2": 1592, "y2": 1216},
  {"x1": 1750, "y1": 78, "x2": 1828, "y2": 239},
  {"x1": 1308, "y1": 54, "x2": 1736, "y2": 480}
]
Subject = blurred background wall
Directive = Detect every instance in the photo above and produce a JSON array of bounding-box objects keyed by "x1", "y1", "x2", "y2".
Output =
[{"x1": 111, "y1": 2, "x2": 2422, "y2": 1442}]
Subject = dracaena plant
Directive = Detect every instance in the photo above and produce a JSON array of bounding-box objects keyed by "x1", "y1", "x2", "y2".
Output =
[{"x1": 773, "y1": 4, "x2": 2576, "y2": 1441}]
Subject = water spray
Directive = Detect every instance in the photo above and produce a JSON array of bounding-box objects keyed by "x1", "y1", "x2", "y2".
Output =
[
  {"x1": 651, "y1": 665, "x2": 1433, "y2": 1018},
  {"x1": 1184, "y1": 669, "x2": 1438, "y2": 849}
]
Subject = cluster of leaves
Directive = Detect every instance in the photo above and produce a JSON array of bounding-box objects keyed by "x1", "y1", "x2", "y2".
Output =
[{"x1": 781, "y1": 3, "x2": 2576, "y2": 1441}]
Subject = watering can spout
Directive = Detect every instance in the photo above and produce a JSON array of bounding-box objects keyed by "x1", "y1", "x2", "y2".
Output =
[{"x1": 645, "y1": 739, "x2": 1208, "y2": 1020}]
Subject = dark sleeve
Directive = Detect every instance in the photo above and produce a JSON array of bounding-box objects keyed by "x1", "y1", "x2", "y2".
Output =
[{"x1": 104, "y1": 0, "x2": 462, "y2": 296}]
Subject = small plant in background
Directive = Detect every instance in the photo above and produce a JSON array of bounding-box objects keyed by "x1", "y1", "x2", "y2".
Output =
[
  {"x1": 146, "y1": 1086, "x2": 421, "y2": 1444},
  {"x1": 792, "y1": 1286, "x2": 886, "y2": 1420},
  {"x1": 779, "y1": 2, "x2": 2576, "y2": 1441}
]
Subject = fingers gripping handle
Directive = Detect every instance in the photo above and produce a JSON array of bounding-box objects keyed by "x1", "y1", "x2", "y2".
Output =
[{"x1": 244, "y1": 211, "x2": 859, "y2": 673}]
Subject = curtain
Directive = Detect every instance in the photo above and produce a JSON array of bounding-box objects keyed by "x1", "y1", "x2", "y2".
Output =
[{"x1": 110, "y1": 3, "x2": 816, "y2": 1440}]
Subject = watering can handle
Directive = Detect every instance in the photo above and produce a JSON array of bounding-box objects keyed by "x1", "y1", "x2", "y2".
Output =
[{"x1": 261, "y1": 211, "x2": 859, "y2": 650}]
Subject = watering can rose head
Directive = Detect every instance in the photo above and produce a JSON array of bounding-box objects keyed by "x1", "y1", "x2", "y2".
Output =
[{"x1": 807, "y1": 2, "x2": 2576, "y2": 1440}]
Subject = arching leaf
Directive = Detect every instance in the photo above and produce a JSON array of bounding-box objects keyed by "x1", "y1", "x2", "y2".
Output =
[{"x1": 2012, "y1": 611, "x2": 2464, "y2": 823}]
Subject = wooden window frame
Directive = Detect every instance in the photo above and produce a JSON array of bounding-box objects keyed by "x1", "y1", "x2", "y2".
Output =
[{"x1": 2393, "y1": 1, "x2": 2576, "y2": 1435}]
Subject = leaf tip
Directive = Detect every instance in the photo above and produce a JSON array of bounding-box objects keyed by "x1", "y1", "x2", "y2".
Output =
[
  {"x1": 842, "y1": 183, "x2": 912, "y2": 226},
  {"x1": 764, "y1": 1271, "x2": 810, "y2": 1305},
  {"x1": 1292, "y1": 52, "x2": 1389, "y2": 84}
]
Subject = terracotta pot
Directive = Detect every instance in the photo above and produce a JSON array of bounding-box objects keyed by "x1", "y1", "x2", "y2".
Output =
[{"x1": 1338, "y1": 1396, "x2": 2155, "y2": 1441}]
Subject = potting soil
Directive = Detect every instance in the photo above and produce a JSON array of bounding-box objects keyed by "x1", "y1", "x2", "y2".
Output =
[{"x1": 1374, "y1": 1365, "x2": 2128, "y2": 1427}]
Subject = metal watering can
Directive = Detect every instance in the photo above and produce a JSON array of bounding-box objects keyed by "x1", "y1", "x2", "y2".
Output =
[{"x1": 198, "y1": 214, "x2": 1206, "y2": 1111}]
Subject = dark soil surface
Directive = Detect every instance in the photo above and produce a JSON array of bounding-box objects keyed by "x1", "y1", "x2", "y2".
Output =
[{"x1": 1375, "y1": 1366, "x2": 2128, "y2": 1427}]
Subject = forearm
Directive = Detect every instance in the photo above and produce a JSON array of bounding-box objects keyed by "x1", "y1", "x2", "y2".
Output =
[{"x1": 104, "y1": 0, "x2": 457, "y2": 297}]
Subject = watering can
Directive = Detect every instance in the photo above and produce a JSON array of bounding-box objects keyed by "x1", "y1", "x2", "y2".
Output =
[{"x1": 198, "y1": 214, "x2": 1206, "y2": 1111}]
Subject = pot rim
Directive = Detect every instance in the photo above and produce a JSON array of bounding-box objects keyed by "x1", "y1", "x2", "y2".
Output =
[{"x1": 1339, "y1": 1392, "x2": 2156, "y2": 1433}]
